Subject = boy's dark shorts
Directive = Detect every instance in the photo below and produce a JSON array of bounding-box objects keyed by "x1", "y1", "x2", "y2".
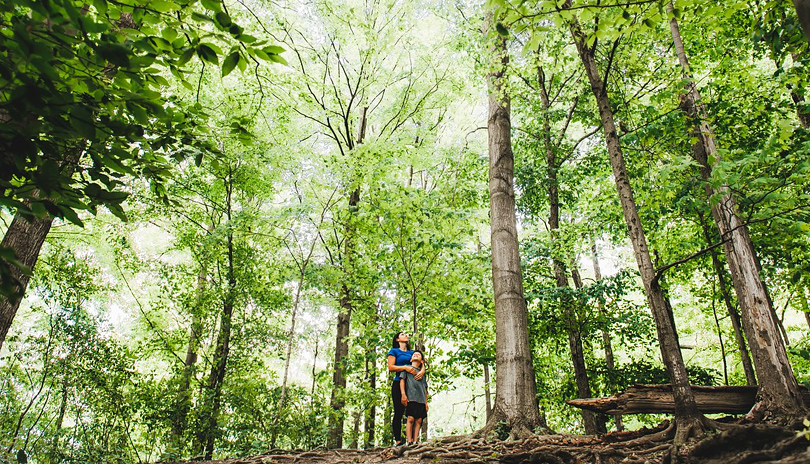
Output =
[{"x1": 406, "y1": 401, "x2": 427, "y2": 419}]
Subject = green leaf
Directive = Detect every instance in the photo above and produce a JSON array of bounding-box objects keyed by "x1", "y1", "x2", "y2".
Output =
[
  {"x1": 269, "y1": 53, "x2": 288, "y2": 65},
  {"x1": 161, "y1": 27, "x2": 178, "y2": 41},
  {"x1": 97, "y1": 43, "x2": 131, "y2": 67},
  {"x1": 495, "y1": 22, "x2": 509, "y2": 37},
  {"x1": 263, "y1": 45, "x2": 285, "y2": 54},
  {"x1": 215, "y1": 12, "x2": 232, "y2": 28},
  {"x1": 200, "y1": 0, "x2": 222, "y2": 12},
  {"x1": 222, "y1": 51, "x2": 239, "y2": 76},
  {"x1": 149, "y1": 0, "x2": 179, "y2": 13},
  {"x1": 197, "y1": 43, "x2": 219, "y2": 65}
]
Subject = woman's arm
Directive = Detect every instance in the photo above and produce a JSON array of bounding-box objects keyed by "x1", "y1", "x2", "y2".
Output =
[{"x1": 388, "y1": 355, "x2": 417, "y2": 374}]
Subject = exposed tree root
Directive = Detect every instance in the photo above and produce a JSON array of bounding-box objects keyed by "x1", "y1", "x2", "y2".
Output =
[{"x1": 168, "y1": 418, "x2": 810, "y2": 464}]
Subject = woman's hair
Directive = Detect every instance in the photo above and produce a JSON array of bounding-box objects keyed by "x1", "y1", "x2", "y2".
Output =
[{"x1": 391, "y1": 332, "x2": 411, "y2": 351}]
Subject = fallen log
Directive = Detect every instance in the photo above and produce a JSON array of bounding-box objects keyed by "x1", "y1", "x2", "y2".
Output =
[{"x1": 566, "y1": 384, "x2": 810, "y2": 415}]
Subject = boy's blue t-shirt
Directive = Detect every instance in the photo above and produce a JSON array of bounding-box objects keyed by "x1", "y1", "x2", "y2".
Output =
[{"x1": 387, "y1": 347, "x2": 414, "y2": 381}]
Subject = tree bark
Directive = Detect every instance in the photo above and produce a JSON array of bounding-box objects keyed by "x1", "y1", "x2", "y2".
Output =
[
  {"x1": 567, "y1": 384, "x2": 810, "y2": 415},
  {"x1": 0, "y1": 214, "x2": 53, "y2": 351},
  {"x1": 568, "y1": 10, "x2": 709, "y2": 441},
  {"x1": 477, "y1": 16, "x2": 542, "y2": 439},
  {"x1": 794, "y1": 0, "x2": 810, "y2": 46},
  {"x1": 0, "y1": 144, "x2": 83, "y2": 352},
  {"x1": 668, "y1": 5, "x2": 806, "y2": 421}
]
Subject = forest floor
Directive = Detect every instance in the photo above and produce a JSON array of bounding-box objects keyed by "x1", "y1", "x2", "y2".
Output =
[{"x1": 176, "y1": 420, "x2": 810, "y2": 464}]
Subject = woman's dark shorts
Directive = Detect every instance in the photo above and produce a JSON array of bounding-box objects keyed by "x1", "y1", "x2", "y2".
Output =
[{"x1": 406, "y1": 401, "x2": 427, "y2": 419}]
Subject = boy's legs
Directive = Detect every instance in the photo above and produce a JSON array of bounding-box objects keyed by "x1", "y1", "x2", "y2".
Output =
[
  {"x1": 405, "y1": 416, "x2": 415, "y2": 443},
  {"x1": 414, "y1": 417, "x2": 423, "y2": 442}
]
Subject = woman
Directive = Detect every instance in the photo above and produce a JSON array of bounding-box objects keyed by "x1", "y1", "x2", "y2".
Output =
[{"x1": 387, "y1": 332, "x2": 425, "y2": 446}]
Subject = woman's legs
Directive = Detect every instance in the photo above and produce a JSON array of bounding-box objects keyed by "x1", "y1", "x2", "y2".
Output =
[{"x1": 391, "y1": 380, "x2": 405, "y2": 444}]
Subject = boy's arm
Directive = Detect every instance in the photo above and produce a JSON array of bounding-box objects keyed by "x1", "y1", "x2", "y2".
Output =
[{"x1": 400, "y1": 375, "x2": 408, "y2": 405}]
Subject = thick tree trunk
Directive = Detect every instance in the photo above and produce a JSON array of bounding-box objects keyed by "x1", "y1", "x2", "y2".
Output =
[
  {"x1": 568, "y1": 12, "x2": 709, "y2": 441},
  {"x1": 0, "y1": 214, "x2": 53, "y2": 351},
  {"x1": 698, "y1": 214, "x2": 757, "y2": 386},
  {"x1": 478, "y1": 16, "x2": 541, "y2": 439},
  {"x1": 668, "y1": 6, "x2": 806, "y2": 421},
  {"x1": 794, "y1": 0, "x2": 810, "y2": 46}
]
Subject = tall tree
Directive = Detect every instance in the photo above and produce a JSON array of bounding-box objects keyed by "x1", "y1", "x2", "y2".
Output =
[
  {"x1": 566, "y1": 6, "x2": 711, "y2": 441},
  {"x1": 479, "y1": 15, "x2": 542, "y2": 439},
  {"x1": 667, "y1": 4, "x2": 807, "y2": 421}
]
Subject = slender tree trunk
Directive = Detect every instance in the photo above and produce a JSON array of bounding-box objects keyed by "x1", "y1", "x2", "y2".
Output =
[
  {"x1": 483, "y1": 363, "x2": 492, "y2": 421},
  {"x1": 328, "y1": 107, "x2": 367, "y2": 449},
  {"x1": 590, "y1": 240, "x2": 623, "y2": 431},
  {"x1": 311, "y1": 338, "x2": 319, "y2": 398},
  {"x1": 350, "y1": 409, "x2": 361, "y2": 449},
  {"x1": 568, "y1": 11, "x2": 709, "y2": 441},
  {"x1": 363, "y1": 354, "x2": 376, "y2": 449},
  {"x1": 668, "y1": 5, "x2": 806, "y2": 421},
  {"x1": 273, "y1": 234, "x2": 317, "y2": 447},
  {"x1": 711, "y1": 294, "x2": 729, "y2": 385},
  {"x1": 698, "y1": 213, "x2": 757, "y2": 386},
  {"x1": 196, "y1": 171, "x2": 237, "y2": 460},
  {"x1": 171, "y1": 270, "x2": 206, "y2": 448},
  {"x1": 537, "y1": 61, "x2": 600, "y2": 435},
  {"x1": 477, "y1": 15, "x2": 541, "y2": 439}
]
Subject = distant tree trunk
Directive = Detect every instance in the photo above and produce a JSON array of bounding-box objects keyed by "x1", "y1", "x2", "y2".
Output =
[
  {"x1": 171, "y1": 270, "x2": 205, "y2": 449},
  {"x1": 350, "y1": 409, "x2": 361, "y2": 449},
  {"x1": 363, "y1": 354, "x2": 376, "y2": 449},
  {"x1": 273, "y1": 228, "x2": 319, "y2": 448},
  {"x1": 698, "y1": 213, "x2": 757, "y2": 387},
  {"x1": 196, "y1": 170, "x2": 237, "y2": 460},
  {"x1": 590, "y1": 239, "x2": 623, "y2": 431},
  {"x1": 668, "y1": 5, "x2": 806, "y2": 421},
  {"x1": 537, "y1": 60, "x2": 601, "y2": 435},
  {"x1": 477, "y1": 15, "x2": 542, "y2": 439},
  {"x1": 483, "y1": 363, "x2": 492, "y2": 421},
  {"x1": 328, "y1": 107, "x2": 367, "y2": 449},
  {"x1": 568, "y1": 9, "x2": 710, "y2": 441}
]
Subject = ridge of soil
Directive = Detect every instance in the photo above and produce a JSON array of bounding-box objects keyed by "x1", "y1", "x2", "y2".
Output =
[{"x1": 171, "y1": 422, "x2": 810, "y2": 464}]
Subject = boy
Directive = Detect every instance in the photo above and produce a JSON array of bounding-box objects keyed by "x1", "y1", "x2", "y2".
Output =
[{"x1": 400, "y1": 350, "x2": 429, "y2": 445}]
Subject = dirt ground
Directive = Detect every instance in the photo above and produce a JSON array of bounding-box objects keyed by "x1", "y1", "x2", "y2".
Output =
[{"x1": 177, "y1": 421, "x2": 810, "y2": 464}]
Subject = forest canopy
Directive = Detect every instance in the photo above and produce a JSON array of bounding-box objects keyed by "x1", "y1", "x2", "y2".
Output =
[{"x1": 1, "y1": 0, "x2": 810, "y2": 461}]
